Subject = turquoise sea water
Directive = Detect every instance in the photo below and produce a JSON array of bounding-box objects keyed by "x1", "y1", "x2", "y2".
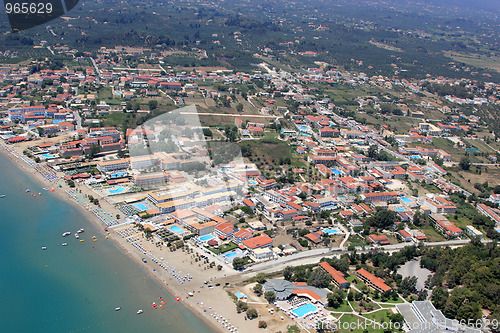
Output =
[{"x1": 0, "y1": 152, "x2": 215, "y2": 333}]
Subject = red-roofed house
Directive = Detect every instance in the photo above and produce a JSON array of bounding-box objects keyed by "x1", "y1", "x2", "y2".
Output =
[
  {"x1": 367, "y1": 234, "x2": 390, "y2": 245},
  {"x1": 319, "y1": 262, "x2": 349, "y2": 288},
  {"x1": 355, "y1": 268, "x2": 392, "y2": 293},
  {"x1": 233, "y1": 228, "x2": 254, "y2": 244},
  {"x1": 214, "y1": 222, "x2": 235, "y2": 240},
  {"x1": 242, "y1": 234, "x2": 273, "y2": 250}
]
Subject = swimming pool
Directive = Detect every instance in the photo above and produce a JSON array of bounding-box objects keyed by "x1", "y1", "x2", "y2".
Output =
[
  {"x1": 330, "y1": 168, "x2": 341, "y2": 175},
  {"x1": 170, "y1": 225, "x2": 186, "y2": 235},
  {"x1": 42, "y1": 154, "x2": 57, "y2": 159},
  {"x1": 291, "y1": 303, "x2": 317, "y2": 318},
  {"x1": 323, "y1": 228, "x2": 340, "y2": 234},
  {"x1": 224, "y1": 251, "x2": 238, "y2": 258},
  {"x1": 110, "y1": 172, "x2": 127, "y2": 178},
  {"x1": 199, "y1": 234, "x2": 214, "y2": 242},
  {"x1": 109, "y1": 186, "x2": 126, "y2": 194},
  {"x1": 249, "y1": 180, "x2": 257, "y2": 185},
  {"x1": 133, "y1": 203, "x2": 148, "y2": 211},
  {"x1": 395, "y1": 208, "x2": 405, "y2": 212},
  {"x1": 400, "y1": 197, "x2": 412, "y2": 204},
  {"x1": 297, "y1": 125, "x2": 308, "y2": 131}
]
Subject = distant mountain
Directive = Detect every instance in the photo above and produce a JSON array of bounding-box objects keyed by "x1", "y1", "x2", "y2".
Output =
[{"x1": 414, "y1": 0, "x2": 500, "y2": 12}]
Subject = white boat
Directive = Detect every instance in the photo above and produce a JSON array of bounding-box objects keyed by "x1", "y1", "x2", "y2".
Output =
[
  {"x1": 62, "y1": 232, "x2": 71, "y2": 237},
  {"x1": 77, "y1": 229, "x2": 85, "y2": 233},
  {"x1": 137, "y1": 310, "x2": 143, "y2": 314},
  {"x1": 0, "y1": 194, "x2": 6, "y2": 198},
  {"x1": 62, "y1": 243, "x2": 68, "y2": 246},
  {"x1": 115, "y1": 307, "x2": 121, "y2": 311},
  {"x1": 75, "y1": 233, "x2": 79, "y2": 239},
  {"x1": 42, "y1": 246, "x2": 47, "y2": 250}
]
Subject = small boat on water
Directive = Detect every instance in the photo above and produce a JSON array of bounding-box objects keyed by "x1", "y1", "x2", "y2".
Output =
[
  {"x1": 0, "y1": 194, "x2": 6, "y2": 198},
  {"x1": 62, "y1": 232, "x2": 71, "y2": 237},
  {"x1": 26, "y1": 189, "x2": 30, "y2": 192},
  {"x1": 115, "y1": 307, "x2": 121, "y2": 311},
  {"x1": 42, "y1": 246, "x2": 47, "y2": 250},
  {"x1": 62, "y1": 243, "x2": 67, "y2": 246},
  {"x1": 137, "y1": 310, "x2": 143, "y2": 314},
  {"x1": 75, "y1": 233, "x2": 79, "y2": 239},
  {"x1": 77, "y1": 229, "x2": 85, "y2": 233}
]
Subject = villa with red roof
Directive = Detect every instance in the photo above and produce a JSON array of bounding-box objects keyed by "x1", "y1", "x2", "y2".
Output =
[
  {"x1": 355, "y1": 268, "x2": 392, "y2": 293},
  {"x1": 319, "y1": 262, "x2": 349, "y2": 288}
]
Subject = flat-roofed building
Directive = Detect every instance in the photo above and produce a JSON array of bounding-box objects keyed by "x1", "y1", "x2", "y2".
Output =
[
  {"x1": 465, "y1": 225, "x2": 483, "y2": 239},
  {"x1": 132, "y1": 172, "x2": 167, "y2": 187},
  {"x1": 96, "y1": 158, "x2": 129, "y2": 172},
  {"x1": 130, "y1": 154, "x2": 159, "y2": 170}
]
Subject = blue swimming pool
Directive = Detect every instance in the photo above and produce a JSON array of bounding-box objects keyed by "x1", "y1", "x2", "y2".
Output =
[
  {"x1": 170, "y1": 225, "x2": 185, "y2": 234},
  {"x1": 199, "y1": 234, "x2": 214, "y2": 242},
  {"x1": 224, "y1": 251, "x2": 238, "y2": 258},
  {"x1": 109, "y1": 186, "x2": 125, "y2": 194},
  {"x1": 291, "y1": 303, "x2": 317, "y2": 318},
  {"x1": 395, "y1": 208, "x2": 405, "y2": 212},
  {"x1": 323, "y1": 228, "x2": 340, "y2": 234},
  {"x1": 401, "y1": 197, "x2": 412, "y2": 204},
  {"x1": 133, "y1": 203, "x2": 148, "y2": 211},
  {"x1": 297, "y1": 125, "x2": 308, "y2": 131},
  {"x1": 330, "y1": 168, "x2": 341, "y2": 175},
  {"x1": 110, "y1": 172, "x2": 127, "y2": 178},
  {"x1": 249, "y1": 180, "x2": 257, "y2": 185}
]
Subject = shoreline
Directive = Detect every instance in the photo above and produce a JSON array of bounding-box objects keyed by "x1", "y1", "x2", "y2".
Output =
[{"x1": 0, "y1": 144, "x2": 249, "y2": 333}]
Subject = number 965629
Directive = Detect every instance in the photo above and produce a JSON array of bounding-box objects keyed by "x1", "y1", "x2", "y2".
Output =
[{"x1": 5, "y1": 2, "x2": 53, "y2": 14}]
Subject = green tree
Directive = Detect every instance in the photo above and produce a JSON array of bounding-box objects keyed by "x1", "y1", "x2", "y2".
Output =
[
  {"x1": 236, "y1": 103, "x2": 244, "y2": 112},
  {"x1": 283, "y1": 266, "x2": 293, "y2": 281},
  {"x1": 459, "y1": 157, "x2": 471, "y2": 171},
  {"x1": 87, "y1": 144, "x2": 102, "y2": 159},
  {"x1": 264, "y1": 291, "x2": 276, "y2": 303},
  {"x1": 367, "y1": 209, "x2": 398, "y2": 229},
  {"x1": 307, "y1": 268, "x2": 331, "y2": 288},
  {"x1": 327, "y1": 289, "x2": 345, "y2": 309},
  {"x1": 253, "y1": 283, "x2": 263, "y2": 296},
  {"x1": 148, "y1": 100, "x2": 158, "y2": 110},
  {"x1": 232, "y1": 257, "x2": 246, "y2": 270},
  {"x1": 246, "y1": 308, "x2": 258, "y2": 319}
]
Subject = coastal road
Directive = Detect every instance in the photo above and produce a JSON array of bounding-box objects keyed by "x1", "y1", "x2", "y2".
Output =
[
  {"x1": 179, "y1": 111, "x2": 279, "y2": 118},
  {"x1": 241, "y1": 239, "x2": 480, "y2": 277}
]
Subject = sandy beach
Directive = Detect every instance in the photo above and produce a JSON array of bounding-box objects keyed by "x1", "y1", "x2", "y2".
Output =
[{"x1": 0, "y1": 142, "x2": 296, "y2": 333}]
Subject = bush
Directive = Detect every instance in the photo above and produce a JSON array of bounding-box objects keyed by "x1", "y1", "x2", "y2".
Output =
[
  {"x1": 246, "y1": 308, "x2": 258, "y2": 319},
  {"x1": 258, "y1": 320, "x2": 267, "y2": 328}
]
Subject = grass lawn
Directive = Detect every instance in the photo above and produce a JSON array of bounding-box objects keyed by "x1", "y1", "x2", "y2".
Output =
[
  {"x1": 328, "y1": 300, "x2": 353, "y2": 313},
  {"x1": 372, "y1": 296, "x2": 405, "y2": 304},
  {"x1": 98, "y1": 87, "x2": 113, "y2": 99},
  {"x1": 348, "y1": 234, "x2": 366, "y2": 247},
  {"x1": 463, "y1": 138, "x2": 496, "y2": 154},
  {"x1": 362, "y1": 309, "x2": 393, "y2": 322},
  {"x1": 419, "y1": 224, "x2": 446, "y2": 242},
  {"x1": 421, "y1": 184, "x2": 443, "y2": 194},
  {"x1": 239, "y1": 139, "x2": 293, "y2": 166},
  {"x1": 447, "y1": 215, "x2": 472, "y2": 230},
  {"x1": 208, "y1": 241, "x2": 238, "y2": 255}
]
